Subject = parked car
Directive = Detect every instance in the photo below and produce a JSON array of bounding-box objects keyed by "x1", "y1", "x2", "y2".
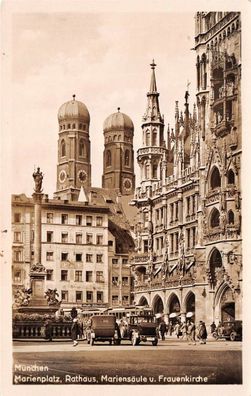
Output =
[
  {"x1": 124, "y1": 313, "x2": 158, "y2": 346},
  {"x1": 222, "y1": 320, "x2": 242, "y2": 341},
  {"x1": 86, "y1": 315, "x2": 121, "y2": 345}
]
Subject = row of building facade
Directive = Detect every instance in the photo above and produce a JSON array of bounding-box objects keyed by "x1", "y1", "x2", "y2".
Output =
[{"x1": 12, "y1": 12, "x2": 242, "y2": 325}]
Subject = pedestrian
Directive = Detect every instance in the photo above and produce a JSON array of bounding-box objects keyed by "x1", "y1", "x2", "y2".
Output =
[
  {"x1": 198, "y1": 321, "x2": 207, "y2": 344},
  {"x1": 187, "y1": 320, "x2": 196, "y2": 345},
  {"x1": 44, "y1": 317, "x2": 53, "y2": 342},
  {"x1": 174, "y1": 321, "x2": 181, "y2": 339},
  {"x1": 210, "y1": 321, "x2": 216, "y2": 334},
  {"x1": 71, "y1": 318, "x2": 80, "y2": 346},
  {"x1": 159, "y1": 320, "x2": 167, "y2": 340},
  {"x1": 71, "y1": 307, "x2": 78, "y2": 320},
  {"x1": 180, "y1": 321, "x2": 187, "y2": 339}
]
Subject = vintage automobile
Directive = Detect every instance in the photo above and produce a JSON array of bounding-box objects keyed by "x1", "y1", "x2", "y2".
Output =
[
  {"x1": 222, "y1": 320, "x2": 242, "y2": 341},
  {"x1": 120, "y1": 312, "x2": 158, "y2": 346},
  {"x1": 86, "y1": 315, "x2": 121, "y2": 345}
]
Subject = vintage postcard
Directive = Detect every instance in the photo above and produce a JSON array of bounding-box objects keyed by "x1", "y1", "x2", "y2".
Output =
[{"x1": 1, "y1": 0, "x2": 250, "y2": 395}]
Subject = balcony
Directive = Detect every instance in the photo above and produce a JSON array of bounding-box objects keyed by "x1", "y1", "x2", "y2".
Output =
[
  {"x1": 137, "y1": 146, "x2": 166, "y2": 160},
  {"x1": 205, "y1": 189, "x2": 220, "y2": 205},
  {"x1": 133, "y1": 254, "x2": 149, "y2": 265}
]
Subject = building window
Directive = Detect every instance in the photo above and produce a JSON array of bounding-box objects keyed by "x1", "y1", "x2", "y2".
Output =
[
  {"x1": 86, "y1": 254, "x2": 93, "y2": 263},
  {"x1": 86, "y1": 234, "x2": 93, "y2": 244},
  {"x1": 112, "y1": 276, "x2": 119, "y2": 286},
  {"x1": 47, "y1": 213, "x2": 53, "y2": 223},
  {"x1": 96, "y1": 254, "x2": 103, "y2": 263},
  {"x1": 61, "y1": 252, "x2": 68, "y2": 261},
  {"x1": 76, "y1": 215, "x2": 82, "y2": 225},
  {"x1": 79, "y1": 139, "x2": 86, "y2": 157},
  {"x1": 61, "y1": 232, "x2": 68, "y2": 243},
  {"x1": 96, "y1": 271, "x2": 104, "y2": 283},
  {"x1": 14, "y1": 232, "x2": 22, "y2": 243},
  {"x1": 152, "y1": 164, "x2": 158, "y2": 179},
  {"x1": 61, "y1": 291, "x2": 68, "y2": 302},
  {"x1": 96, "y1": 216, "x2": 103, "y2": 226},
  {"x1": 14, "y1": 270, "x2": 21, "y2": 283},
  {"x1": 75, "y1": 291, "x2": 82, "y2": 303},
  {"x1": 228, "y1": 210, "x2": 235, "y2": 225},
  {"x1": 122, "y1": 258, "x2": 128, "y2": 265},
  {"x1": 152, "y1": 130, "x2": 157, "y2": 146},
  {"x1": 14, "y1": 213, "x2": 21, "y2": 223},
  {"x1": 122, "y1": 295, "x2": 129, "y2": 305},
  {"x1": 86, "y1": 271, "x2": 93, "y2": 282},
  {"x1": 86, "y1": 216, "x2": 92, "y2": 226},
  {"x1": 86, "y1": 291, "x2": 93, "y2": 302},
  {"x1": 192, "y1": 227, "x2": 196, "y2": 247},
  {"x1": 186, "y1": 229, "x2": 190, "y2": 249},
  {"x1": 112, "y1": 295, "x2": 119, "y2": 305},
  {"x1": 210, "y1": 208, "x2": 220, "y2": 228},
  {"x1": 75, "y1": 270, "x2": 82, "y2": 282},
  {"x1": 76, "y1": 233, "x2": 82, "y2": 244},
  {"x1": 145, "y1": 131, "x2": 150, "y2": 146},
  {"x1": 76, "y1": 253, "x2": 82, "y2": 262},
  {"x1": 122, "y1": 277, "x2": 129, "y2": 286},
  {"x1": 112, "y1": 258, "x2": 118, "y2": 264},
  {"x1": 96, "y1": 235, "x2": 103, "y2": 245},
  {"x1": 227, "y1": 169, "x2": 235, "y2": 185},
  {"x1": 61, "y1": 214, "x2": 68, "y2": 224},
  {"x1": 143, "y1": 240, "x2": 148, "y2": 253},
  {"x1": 106, "y1": 150, "x2": 112, "y2": 167},
  {"x1": 46, "y1": 269, "x2": 53, "y2": 281},
  {"x1": 14, "y1": 250, "x2": 22, "y2": 262},
  {"x1": 31, "y1": 230, "x2": 34, "y2": 243},
  {"x1": 46, "y1": 231, "x2": 53, "y2": 243},
  {"x1": 108, "y1": 240, "x2": 113, "y2": 247},
  {"x1": 46, "y1": 251, "x2": 53, "y2": 261},
  {"x1": 211, "y1": 167, "x2": 221, "y2": 190},
  {"x1": 175, "y1": 232, "x2": 179, "y2": 252},
  {"x1": 61, "y1": 270, "x2": 68, "y2": 281},
  {"x1": 124, "y1": 150, "x2": 130, "y2": 166},
  {"x1": 61, "y1": 139, "x2": 66, "y2": 157},
  {"x1": 97, "y1": 291, "x2": 103, "y2": 303}
]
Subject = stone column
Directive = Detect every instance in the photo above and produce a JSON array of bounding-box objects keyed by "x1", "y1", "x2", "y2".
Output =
[{"x1": 33, "y1": 192, "x2": 42, "y2": 265}]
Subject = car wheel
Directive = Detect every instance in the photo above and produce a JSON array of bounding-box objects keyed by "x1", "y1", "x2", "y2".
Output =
[
  {"x1": 229, "y1": 331, "x2": 236, "y2": 341},
  {"x1": 109, "y1": 340, "x2": 112, "y2": 345},
  {"x1": 152, "y1": 338, "x2": 158, "y2": 346}
]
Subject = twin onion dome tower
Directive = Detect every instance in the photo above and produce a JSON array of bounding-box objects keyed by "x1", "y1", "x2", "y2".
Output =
[{"x1": 55, "y1": 95, "x2": 135, "y2": 200}]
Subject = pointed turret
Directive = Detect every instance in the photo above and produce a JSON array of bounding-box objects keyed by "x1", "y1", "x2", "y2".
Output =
[{"x1": 149, "y1": 59, "x2": 158, "y2": 93}]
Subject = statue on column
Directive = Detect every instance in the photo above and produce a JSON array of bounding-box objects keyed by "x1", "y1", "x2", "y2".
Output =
[{"x1": 33, "y1": 167, "x2": 43, "y2": 193}]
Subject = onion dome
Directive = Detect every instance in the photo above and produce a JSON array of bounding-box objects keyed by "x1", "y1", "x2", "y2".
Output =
[
  {"x1": 103, "y1": 108, "x2": 134, "y2": 132},
  {"x1": 58, "y1": 95, "x2": 90, "y2": 123}
]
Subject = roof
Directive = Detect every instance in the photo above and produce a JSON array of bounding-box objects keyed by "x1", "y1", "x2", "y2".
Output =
[
  {"x1": 103, "y1": 109, "x2": 134, "y2": 132},
  {"x1": 58, "y1": 96, "x2": 90, "y2": 123}
]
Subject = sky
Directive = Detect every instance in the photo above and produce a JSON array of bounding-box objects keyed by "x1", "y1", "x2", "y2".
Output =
[{"x1": 4, "y1": 7, "x2": 196, "y2": 197}]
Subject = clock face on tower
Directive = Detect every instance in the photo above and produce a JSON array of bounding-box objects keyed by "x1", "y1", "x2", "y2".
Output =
[
  {"x1": 123, "y1": 178, "x2": 132, "y2": 192},
  {"x1": 59, "y1": 170, "x2": 67, "y2": 183},
  {"x1": 78, "y1": 169, "x2": 87, "y2": 183}
]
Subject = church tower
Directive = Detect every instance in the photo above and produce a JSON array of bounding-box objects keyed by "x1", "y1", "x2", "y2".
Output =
[
  {"x1": 102, "y1": 108, "x2": 135, "y2": 195},
  {"x1": 137, "y1": 60, "x2": 166, "y2": 187},
  {"x1": 55, "y1": 95, "x2": 91, "y2": 200}
]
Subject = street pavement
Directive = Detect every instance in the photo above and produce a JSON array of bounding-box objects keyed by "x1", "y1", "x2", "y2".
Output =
[{"x1": 13, "y1": 338, "x2": 242, "y2": 385}]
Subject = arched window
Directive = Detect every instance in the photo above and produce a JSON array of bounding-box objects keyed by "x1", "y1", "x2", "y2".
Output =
[
  {"x1": 210, "y1": 208, "x2": 220, "y2": 228},
  {"x1": 72, "y1": 123, "x2": 76, "y2": 129},
  {"x1": 211, "y1": 167, "x2": 221, "y2": 189},
  {"x1": 79, "y1": 139, "x2": 85, "y2": 157},
  {"x1": 145, "y1": 131, "x2": 150, "y2": 146},
  {"x1": 152, "y1": 130, "x2": 157, "y2": 146},
  {"x1": 61, "y1": 139, "x2": 66, "y2": 157},
  {"x1": 202, "y1": 53, "x2": 207, "y2": 90},
  {"x1": 106, "y1": 150, "x2": 111, "y2": 167},
  {"x1": 124, "y1": 150, "x2": 130, "y2": 166},
  {"x1": 153, "y1": 164, "x2": 158, "y2": 178},
  {"x1": 227, "y1": 169, "x2": 235, "y2": 185},
  {"x1": 228, "y1": 210, "x2": 235, "y2": 225}
]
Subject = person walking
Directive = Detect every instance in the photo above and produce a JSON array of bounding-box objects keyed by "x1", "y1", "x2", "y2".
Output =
[
  {"x1": 159, "y1": 320, "x2": 167, "y2": 341},
  {"x1": 180, "y1": 321, "x2": 187, "y2": 340},
  {"x1": 174, "y1": 321, "x2": 181, "y2": 339},
  {"x1": 44, "y1": 317, "x2": 53, "y2": 342},
  {"x1": 71, "y1": 318, "x2": 80, "y2": 346},
  {"x1": 187, "y1": 320, "x2": 196, "y2": 345},
  {"x1": 198, "y1": 321, "x2": 207, "y2": 344}
]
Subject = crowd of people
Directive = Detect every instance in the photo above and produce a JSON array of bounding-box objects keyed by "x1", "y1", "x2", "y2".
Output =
[{"x1": 157, "y1": 319, "x2": 210, "y2": 344}]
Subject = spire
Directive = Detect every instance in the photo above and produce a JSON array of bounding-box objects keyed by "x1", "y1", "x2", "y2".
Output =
[
  {"x1": 149, "y1": 59, "x2": 157, "y2": 92},
  {"x1": 175, "y1": 101, "x2": 179, "y2": 120}
]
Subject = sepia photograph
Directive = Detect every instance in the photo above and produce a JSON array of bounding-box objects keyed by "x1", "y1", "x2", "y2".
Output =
[{"x1": 1, "y1": 1, "x2": 250, "y2": 395}]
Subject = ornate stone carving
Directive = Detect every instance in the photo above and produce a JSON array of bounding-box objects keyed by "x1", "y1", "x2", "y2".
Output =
[
  {"x1": 13, "y1": 287, "x2": 32, "y2": 307},
  {"x1": 45, "y1": 289, "x2": 60, "y2": 306},
  {"x1": 32, "y1": 167, "x2": 43, "y2": 193}
]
